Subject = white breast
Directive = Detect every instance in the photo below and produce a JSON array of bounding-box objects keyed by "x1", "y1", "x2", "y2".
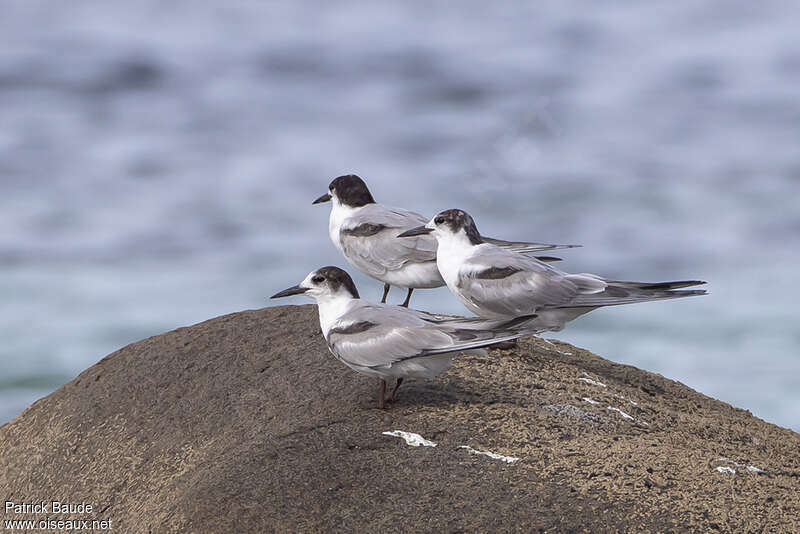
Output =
[
  {"x1": 328, "y1": 201, "x2": 360, "y2": 253},
  {"x1": 317, "y1": 295, "x2": 359, "y2": 338},
  {"x1": 435, "y1": 234, "x2": 479, "y2": 291},
  {"x1": 379, "y1": 261, "x2": 444, "y2": 289}
]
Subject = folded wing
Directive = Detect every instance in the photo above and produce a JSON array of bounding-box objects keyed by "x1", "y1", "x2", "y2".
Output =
[
  {"x1": 339, "y1": 205, "x2": 438, "y2": 277},
  {"x1": 326, "y1": 304, "x2": 544, "y2": 369},
  {"x1": 459, "y1": 246, "x2": 707, "y2": 314},
  {"x1": 482, "y1": 235, "x2": 580, "y2": 254},
  {"x1": 458, "y1": 247, "x2": 581, "y2": 316}
]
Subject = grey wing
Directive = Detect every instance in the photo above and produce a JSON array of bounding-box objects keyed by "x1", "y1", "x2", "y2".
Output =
[
  {"x1": 326, "y1": 304, "x2": 542, "y2": 368},
  {"x1": 413, "y1": 312, "x2": 550, "y2": 355},
  {"x1": 339, "y1": 204, "x2": 437, "y2": 276},
  {"x1": 482, "y1": 235, "x2": 581, "y2": 254},
  {"x1": 457, "y1": 246, "x2": 584, "y2": 316},
  {"x1": 326, "y1": 305, "x2": 458, "y2": 368}
]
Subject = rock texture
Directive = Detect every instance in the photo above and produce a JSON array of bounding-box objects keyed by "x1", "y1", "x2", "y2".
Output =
[{"x1": 1, "y1": 304, "x2": 798, "y2": 533}]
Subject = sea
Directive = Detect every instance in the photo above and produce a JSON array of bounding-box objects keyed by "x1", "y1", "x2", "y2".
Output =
[{"x1": 1, "y1": 0, "x2": 799, "y2": 431}]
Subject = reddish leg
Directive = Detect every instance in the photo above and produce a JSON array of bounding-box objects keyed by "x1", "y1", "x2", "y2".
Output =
[
  {"x1": 381, "y1": 283, "x2": 390, "y2": 304},
  {"x1": 388, "y1": 377, "x2": 404, "y2": 403},
  {"x1": 378, "y1": 379, "x2": 387, "y2": 409},
  {"x1": 401, "y1": 288, "x2": 414, "y2": 308}
]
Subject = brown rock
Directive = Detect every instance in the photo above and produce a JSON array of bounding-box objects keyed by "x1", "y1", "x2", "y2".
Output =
[{"x1": 1, "y1": 304, "x2": 798, "y2": 533}]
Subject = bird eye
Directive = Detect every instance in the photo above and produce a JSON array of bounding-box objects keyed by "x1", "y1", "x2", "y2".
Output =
[
  {"x1": 434, "y1": 216, "x2": 444, "y2": 225},
  {"x1": 312, "y1": 275, "x2": 325, "y2": 283}
]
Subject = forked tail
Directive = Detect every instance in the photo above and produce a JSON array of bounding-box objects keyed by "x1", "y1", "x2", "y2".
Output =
[{"x1": 564, "y1": 279, "x2": 707, "y2": 308}]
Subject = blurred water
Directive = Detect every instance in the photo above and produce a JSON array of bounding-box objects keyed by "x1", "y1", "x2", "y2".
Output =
[{"x1": 1, "y1": 0, "x2": 798, "y2": 430}]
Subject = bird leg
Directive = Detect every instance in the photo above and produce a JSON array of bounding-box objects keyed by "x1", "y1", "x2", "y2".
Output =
[
  {"x1": 388, "y1": 377, "x2": 404, "y2": 403},
  {"x1": 381, "y1": 283, "x2": 391, "y2": 304},
  {"x1": 401, "y1": 288, "x2": 414, "y2": 308},
  {"x1": 378, "y1": 379, "x2": 387, "y2": 409}
]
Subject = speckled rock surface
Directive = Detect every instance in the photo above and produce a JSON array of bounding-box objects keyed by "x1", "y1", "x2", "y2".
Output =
[{"x1": 1, "y1": 305, "x2": 798, "y2": 533}]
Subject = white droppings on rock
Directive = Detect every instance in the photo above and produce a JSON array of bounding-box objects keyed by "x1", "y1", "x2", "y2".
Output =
[
  {"x1": 382, "y1": 431, "x2": 437, "y2": 447},
  {"x1": 607, "y1": 406, "x2": 634, "y2": 420},
  {"x1": 541, "y1": 338, "x2": 573, "y2": 355},
  {"x1": 715, "y1": 458, "x2": 765, "y2": 474},
  {"x1": 582, "y1": 397, "x2": 599, "y2": 405},
  {"x1": 579, "y1": 377, "x2": 607, "y2": 388},
  {"x1": 543, "y1": 403, "x2": 603, "y2": 423},
  {"x1": 606, "y1": 406, "x2": 649, "y2": 426},
  {"x1": 459, "y1": 445, "x2": 520, "y2": 463}
]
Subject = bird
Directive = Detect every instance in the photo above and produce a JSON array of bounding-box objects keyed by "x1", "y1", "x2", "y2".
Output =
[
  {"x1": 270, "y1": 266, "x2": 548, "y2": 408},
  {"x1": 313, "y1": 174, "x2": 579, "y2": 308},
  {"x1": 398, "y1": 209, "x2": 707, "y2": 330}
]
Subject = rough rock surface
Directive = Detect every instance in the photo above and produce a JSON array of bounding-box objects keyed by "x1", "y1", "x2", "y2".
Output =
[{"x1": 1, "y1": 305, "x2": 798, "y2": 533}]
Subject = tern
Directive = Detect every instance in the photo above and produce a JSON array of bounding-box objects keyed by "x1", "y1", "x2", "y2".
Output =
[
  {"x1": 270, "y1": 266, "x2": 548, "y2": 408},
  {"x1": 313, "y1": 174, "x2": 578, "y2": 307},
  {"x1": 399, "y1": 209, "x2": 707, "y2": 330}
]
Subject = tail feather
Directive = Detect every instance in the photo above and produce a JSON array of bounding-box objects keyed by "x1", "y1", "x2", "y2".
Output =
[
  {"x1": 534, "y1": 255, "x2": 562, "y2": 263},
  {"x1": 565, "y1": 280, "x2": 707, "y2": 308},
  {"x1": 607, "y1": 279, "x2": 707, "y2": 291}
]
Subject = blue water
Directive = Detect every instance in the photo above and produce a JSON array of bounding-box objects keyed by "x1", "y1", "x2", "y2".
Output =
[{"x1": 2, "y1": 1, "x2": 799, "y2": 430}]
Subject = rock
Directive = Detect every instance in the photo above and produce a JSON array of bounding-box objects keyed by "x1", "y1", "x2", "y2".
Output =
[{"x1": 1, "y1": 304, "x2": 798, "y2": 532}]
